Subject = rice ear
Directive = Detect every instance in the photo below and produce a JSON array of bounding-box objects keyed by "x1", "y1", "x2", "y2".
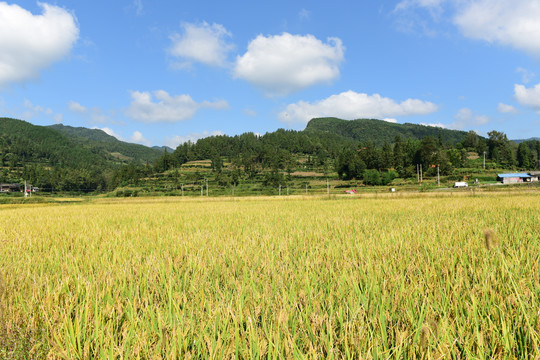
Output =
[{"x1": 484, "y1": 229, "x2": 498, "y2": 250}]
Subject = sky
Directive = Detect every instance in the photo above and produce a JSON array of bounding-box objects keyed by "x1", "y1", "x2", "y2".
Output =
[{"x1": 1, "y1": 0, "x2": 540, "y2": 148}]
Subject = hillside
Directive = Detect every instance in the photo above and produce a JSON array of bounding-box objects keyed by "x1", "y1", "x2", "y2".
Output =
[
  {"x1": 304, "y1": 117, "x2": 470, "y2": 145},
  {"x1": 0, "y1": 118, "x2": 106, "y2": 168},
  {"x1": 48, "y1": 124, "x2": 163, "y2": 163}
]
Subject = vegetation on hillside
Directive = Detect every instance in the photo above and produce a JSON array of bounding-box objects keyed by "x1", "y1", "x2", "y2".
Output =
[{"x1": 1, "y1": 117, "x2": 539, "y2": 194}]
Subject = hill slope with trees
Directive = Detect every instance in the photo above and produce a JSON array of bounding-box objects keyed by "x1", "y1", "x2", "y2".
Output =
[
  {"x1": 48, "y1": 124, "x2": 163, "y2": 163},
  {"x1": 304, "y1": 117, "x2": 471, "y2": 146}
]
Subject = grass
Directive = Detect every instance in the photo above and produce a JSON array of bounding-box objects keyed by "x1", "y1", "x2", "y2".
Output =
[{"x1": 0, "y1": 192, "x2": 539, "y2": 358}]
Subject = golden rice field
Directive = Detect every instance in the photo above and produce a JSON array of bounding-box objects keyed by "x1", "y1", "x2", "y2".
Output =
[{"x1": 0, "y1": 192, "x2": 539, "y2": 359}]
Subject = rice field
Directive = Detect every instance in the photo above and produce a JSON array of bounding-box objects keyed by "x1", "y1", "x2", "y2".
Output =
[{"x1": 0, "y1": 192, "x2": 539, "y2": 359}]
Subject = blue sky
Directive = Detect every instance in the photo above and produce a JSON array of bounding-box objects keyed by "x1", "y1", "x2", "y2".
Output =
[{"x1": 1, "y1": 0, "x2": 539, "y2": 148}]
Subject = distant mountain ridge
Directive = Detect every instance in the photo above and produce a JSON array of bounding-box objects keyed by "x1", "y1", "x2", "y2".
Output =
[
  {"x1": 303, "y1": 117, "x2": 472, "y2": 145},
  {"x1": 512, "y1": 137, "x2": 540, "y2": 144},
  {"x1": 0, "y1": 118, "x2": 163, "y2": 169},
  {"x1": 48, "y1": 124, "x2": 163, "y2": 163}
]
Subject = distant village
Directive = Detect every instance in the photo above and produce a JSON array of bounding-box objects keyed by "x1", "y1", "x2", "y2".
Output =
[
  {"x1": 1, "y1": 171, "x2": 539, "y2": 195},
  {"x1": 0, "y1": 183, "x2": 39, "y2": 194}
]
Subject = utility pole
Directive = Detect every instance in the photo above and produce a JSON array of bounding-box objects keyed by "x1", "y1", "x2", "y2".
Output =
[
  {"x1": 437, "y1": 165, "x2": 440, "y2": 187},
  {"x1": 417, "y1": 164, "x2": 419, "y2": 182},
  {"x1": 201, "y1": 182, "x2": 203, "y2": 196},
  {"x1": 287, "y1": 185, "x2": 289, "y2": 195},
  {"x1": 420, "y1": 164, "x2": 423, "y2": 182},
  {"x1": 206, "y1": 179, "x2": 208, "y2": 196},
  {"x1": 327, "y1": 178, "x2": 329, "y2": 196},
  {"x1": 24, "y1": 181, "x2": 28, "y2": 198},
  {"x1": 483, "y1": 151, "x2": 486, "y2": 169},
  {"x1": 181, "y1": 184, "x2": 184, "y2": 196},
  {"x1": 279, "y1": 184, "x2": 281, "y2": 196}
]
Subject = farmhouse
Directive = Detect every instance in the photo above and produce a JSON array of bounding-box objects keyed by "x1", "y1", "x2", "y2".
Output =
[
  {"x1": 528, "y1": 171, "x2": 540, "y2": 182},
  {"x1": 0, "y1": 183, "x2": 21, "y2": 193},
  {"x1": 497, "y1": 173, "x2": 533, "y2": 184}
]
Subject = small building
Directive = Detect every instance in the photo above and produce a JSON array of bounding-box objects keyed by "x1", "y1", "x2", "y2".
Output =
[
  {"x1": 0, "y1": 183, "x2": 21, "y2": 193},
  {"x1": 497, "y1": 173, "x2": 532, "y2": 184},
  {"x1": 528, "y1": 171, "x2": 540, "y2": 182}
]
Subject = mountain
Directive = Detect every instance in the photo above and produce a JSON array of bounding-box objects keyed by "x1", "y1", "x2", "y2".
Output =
[
  {"x1": 0, "y1": 118, "x2": 164, "y2": 170},
  {"x1": 0, "y1": 118, "x2": 106, "y2": 168},
  {"x1": 304, "y1": 117, "x2": 471, "y2": 146},
  {"x1": 48, "y1": 124, "x2": 163, "y2": 163},
  {"x1": 153, "y1": 145, "x2": 175, "y2": 153},
  {"x1": 512, "y1": 137, "x2": 540, "y2": 144}
]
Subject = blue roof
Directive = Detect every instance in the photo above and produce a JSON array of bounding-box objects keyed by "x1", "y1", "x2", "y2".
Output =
[{"x1": 497, "y1": 173, "x2": 531, "y2": 178}]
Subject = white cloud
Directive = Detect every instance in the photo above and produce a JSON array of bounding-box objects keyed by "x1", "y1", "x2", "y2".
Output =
[
  {"x1": 0, "y1": 2, "x2": 79, "y2": 87},
  {"x1": 234, "y1": 33, "x2": 345, "y2": 96},
  {"x1": 130, "y1": 130, "x2": 151, "y2": 146},
  {"x1": 516, "y1": 67, "x2": 535, "y2": 84},
  {"x1": 278, "y1": 90, "x2": 438, "y2": 124},
  {"x1": 165, "y1": 130, "x2": 225, "y2": 148},
  {"x1": 21, "y1": 99, "x2": 63, "y2": 123},
  {"x1": 133, "y1": 0, "x2": 143, "y2": 15},
  {"x1": 421, "y1": 122, "x2": 447, "y2": 128},
  {"x1": 514, "y1": 83, "x2": 540, "y2": 112},
  {"x1": 454, "y1": 0, "x2": 540, "y2": 57},
  {"x1": 451, "y1": 107, "x2": 490, "y2": 129},
  {"x1": 299, "y1": 8, "x2": 311, "y2": 20},
  {"x1": 125, "y1": 90, "x2": 229, "y2": 123},
  {"x1": 68, "y1": 101, "x2": 87, "y2": 113},
  {"x1": 92, "y1": 127, "x2": 124, "y2": 141},
  {"x1": 383, "y1": 118, "x2": 398, "y2": 123},
  {"x1": 68, "y1": 101, "x2": 112, "y2": 124},
  {"x1": 497, "y1": 103, "x2": 518, "y2": 114},
  {"x1": 395, "y1": 0, "x2": 446, "y2": 14},
  {"x1": 169, "y1": 22, "x2": 234, "y2": 68}
]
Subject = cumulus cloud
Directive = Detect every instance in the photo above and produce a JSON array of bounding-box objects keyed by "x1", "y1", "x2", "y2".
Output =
[
  {"x1": 0, "y1": 2, "x2": 79, "y2": 87},
  {"x1": 68, "y1": 101, "x2": 87, "y2": 113},
  {"x1": 125, "y1": 90, "x2": 229, "y2": 123},
  {"x1": 169, "y1": 22, "x2": 234, "y2": 68},
  {"x1": 278, "y1": 91, "x2": 438, "y2": 124},
  {"x1": 454, "y1": 0, "x2": 540, "y2": 57},
  {"x1": 234, "y1": 33, "x2": 345, "y2": 96},
  {"x1": 450, "y1": 107, "x2": 490, "y2": 129},
  {"x1": 165, "y1": 130, "x2": 225, "y2": 148},
  {"x1": 497, "y1": 103, "x2": 518, "y2": 114},
  {"x1": 514, "y1": 83, "x2": 540, "y2": 112},
  {"x1": 130, "y1": 130, "x2": 151, "y2": 146}
]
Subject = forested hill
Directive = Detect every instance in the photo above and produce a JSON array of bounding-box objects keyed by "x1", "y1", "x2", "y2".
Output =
[
  {"x1": 0, "y1": 118, "x2": 163, "y2": 170},
  {"x1": 0, "y1": 117, "x2": 106, "y2": 168},
  {"x1": 304, "y1": 118, "x2": 471, "y2": 146},
  {"x1": 48, "y1": 124, "x2": 163, "y2": 163}
]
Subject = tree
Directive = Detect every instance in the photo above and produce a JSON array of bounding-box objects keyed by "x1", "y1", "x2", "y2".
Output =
[
  {"x1": 363, "y1": 169, "x2": 381, "y2": 185},
  {"x1": 487, "y1": 130, "x2": 515, "y2": 166},
  {"x1": 517, "y1": 142, "x2": 532, "y2": 169}
]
